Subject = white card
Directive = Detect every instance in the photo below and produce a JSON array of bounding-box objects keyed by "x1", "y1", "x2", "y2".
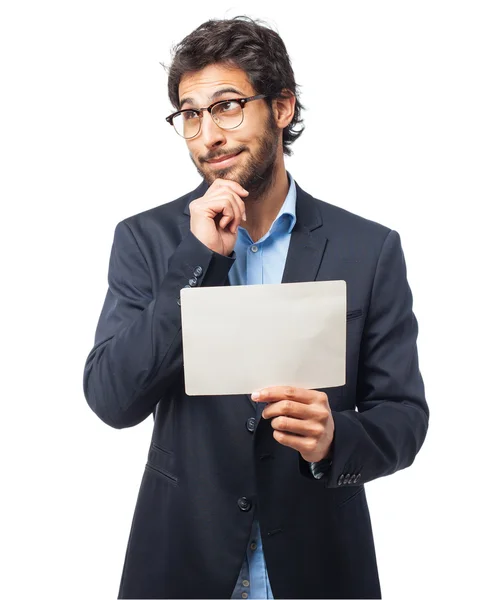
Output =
[{"x1": 180, "y1": 280, "x2": 346, "y2": 396}]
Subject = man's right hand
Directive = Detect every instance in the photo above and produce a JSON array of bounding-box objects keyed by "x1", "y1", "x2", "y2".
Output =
[{"x1": 189, "y1": 179, "x2": 249, "y2": 256}]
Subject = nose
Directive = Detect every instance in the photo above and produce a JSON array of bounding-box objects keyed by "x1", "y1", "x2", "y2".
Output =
[{"x1": 200, "y1": 110, "x2": 227, "y2": 150}]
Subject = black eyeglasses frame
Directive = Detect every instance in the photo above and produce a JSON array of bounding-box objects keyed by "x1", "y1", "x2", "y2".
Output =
[{"x1": 165, "y1": 94, "x2": 269, "y2": 138}]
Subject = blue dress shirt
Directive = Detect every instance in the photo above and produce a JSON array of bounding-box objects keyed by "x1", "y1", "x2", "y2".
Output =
[{"x1": 230, "y1": 174, "x2": 297, "y2": 599}]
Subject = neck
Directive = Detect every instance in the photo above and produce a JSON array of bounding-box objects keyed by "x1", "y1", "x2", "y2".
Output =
[{"x1": 242, "y1": 156, "x2": 289, "y2": 243}]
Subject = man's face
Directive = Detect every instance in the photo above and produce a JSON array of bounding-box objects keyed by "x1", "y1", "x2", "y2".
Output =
[{"x1": 178, "y1": 64, "x2": 281, "y2": 194}]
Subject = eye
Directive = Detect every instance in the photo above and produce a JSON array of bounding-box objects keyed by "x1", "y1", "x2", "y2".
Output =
[
  {"x1": 183, "y1": 110, "x2": 199, "y2": 121},
  {"x1": 217, "y1": 101, "x2": 239, "y2": 113}
]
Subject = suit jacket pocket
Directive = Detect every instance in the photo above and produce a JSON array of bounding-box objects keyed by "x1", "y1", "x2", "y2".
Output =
[
  {"x1": 346, "y1": 308, "x2": 364, "y2": 340},
  {"x1": 146, "y1": 442, "x2": 178, "y2": 485},
  {"x1": 336, "y1": 485, "x2": 365, "y2": 509},
  {"x1": 346, "y1": 309, "x2": 363, "y2": 322}
]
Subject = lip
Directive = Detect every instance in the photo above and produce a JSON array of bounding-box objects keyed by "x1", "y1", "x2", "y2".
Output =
[{"x1": 206, "y1": 151, "x2": 242, "y2": 167}]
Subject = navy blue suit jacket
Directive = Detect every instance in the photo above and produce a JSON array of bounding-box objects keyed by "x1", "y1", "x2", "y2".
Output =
[{"x1": 83, "y1": 179, "x2": 428, "y2": 599}]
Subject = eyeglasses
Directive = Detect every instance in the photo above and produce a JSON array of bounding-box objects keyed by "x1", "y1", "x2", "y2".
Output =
[{"x1": 165, "y1": 94, "x2": 268, "y2": 139}]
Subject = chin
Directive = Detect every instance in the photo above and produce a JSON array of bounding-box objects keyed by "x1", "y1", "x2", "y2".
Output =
[
  {"x1": 213, "y1": 166, "x2": 239, "y2": 180},
  {"x1": 202, "y1": 164, "x2": 242, "y2": 185}
]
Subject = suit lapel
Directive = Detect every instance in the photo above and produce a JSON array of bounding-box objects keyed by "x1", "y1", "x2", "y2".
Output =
[{"x1": 281, "y1": 182, "x2": 328, "y2": 284}]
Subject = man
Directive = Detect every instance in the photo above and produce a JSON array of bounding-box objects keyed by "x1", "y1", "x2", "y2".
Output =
[{"x1": 83, "y1": 16, "x2": 429, "y2": 600}]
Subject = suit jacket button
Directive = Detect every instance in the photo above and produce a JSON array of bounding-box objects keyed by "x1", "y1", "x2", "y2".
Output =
[
  {"x1": 193, "y1": 266, "x2": 203, "y2": 277},
  {"x1": 355, "y1": 474, "x2": 361, "y2": 482},
  {"x1": 177, "y1": 298, "x2": 181, "y2": 306},
  {"x1": 344, "y1": 473, "x2": 351, "y2": 484},
  {"x1": 338, "y1": 474, "x2": 344, "y2": 486},
  {"x1": 246, "y1": 417, "x2": 256, "y2": 433},
  {"x1": 189, "y1": 277, "x2": 198, "y2": 287},
  {"x1": 238, "y1": 497, "x2": 252, "y2": 512}
]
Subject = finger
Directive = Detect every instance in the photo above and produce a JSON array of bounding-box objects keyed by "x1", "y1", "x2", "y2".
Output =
[
  {"x1": 219, "y1": 214, "x2": 234, "y2": 231},
  {"x1": 210, "y1": 189, "x2": 245, "y2": 227},
  {"x1": 272, "y1": 430, "x2": 317, "y2": 454},
  {"x1": 252, "y1": 386, "x2": 321, "y2": 404},
  {"x1": 212, "y1": 178, "x2": 249, "y2": 198},
  {"x1": 203, "y1": 196, "x2": 238, "y2": 231},
  {"x1": 261, "y1": 399, "x2": 314, "y2": 420},
  {"x1": 229, "y1": 190, "x2": 247, "y2": 228},
  {"x1": 205, "y1": 184, "x2": 247, "y2": 225},
  {"x1": 217, "y1": 194, "x2": 241, "y2": 232},
  {"x1": 270, "y1": 415, "x2": 324, "y2": 438},
  {"x1": 212, "y1": 191, "x2": 245, "y2": 232}
]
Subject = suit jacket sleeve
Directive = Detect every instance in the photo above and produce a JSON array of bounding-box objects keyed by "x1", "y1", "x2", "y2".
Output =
[
  {"x1": 301, "y1": 229, "x2": 429, "y2": 486},
  {"x1": 83, "y1": 221, "x2": 234, "y2": 429}
]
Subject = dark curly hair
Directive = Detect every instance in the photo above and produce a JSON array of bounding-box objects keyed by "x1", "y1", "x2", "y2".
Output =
[{"x1": 164, "y1": 16, "x2": 305, "y2": 156}]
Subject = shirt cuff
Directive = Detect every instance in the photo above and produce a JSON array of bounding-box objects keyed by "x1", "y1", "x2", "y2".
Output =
[{"x1": 309, "y1": 461, "x2": 329, "y2": 480}]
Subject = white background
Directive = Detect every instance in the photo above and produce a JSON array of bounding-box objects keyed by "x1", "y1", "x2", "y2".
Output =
[{"x1": 1, "y1": 1, "x2": 478, "y2": 598}]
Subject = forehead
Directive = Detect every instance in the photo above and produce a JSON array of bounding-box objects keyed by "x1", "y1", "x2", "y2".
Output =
[{"x1": 178, "y1": 64, "x2": 255, "y2": 105}]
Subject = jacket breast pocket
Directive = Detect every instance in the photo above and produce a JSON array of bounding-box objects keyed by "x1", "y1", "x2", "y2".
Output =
[
  {"x1": 346, "y1": 308, "x2": 363, "y2": 322},
  {"x1": 346, "y1": 308, "x2": 364, "y2": 339},
  {"x1": 145, "y1": 442, "x2": 179, "y2": 486}
]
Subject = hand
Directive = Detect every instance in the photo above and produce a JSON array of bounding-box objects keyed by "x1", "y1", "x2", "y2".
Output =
[
  {"x1": 252, "y1": 386, "x2": 334, "y2": 463},
  {"x1": 189, "y1": 179, "x2": 248, "y2": 256}
]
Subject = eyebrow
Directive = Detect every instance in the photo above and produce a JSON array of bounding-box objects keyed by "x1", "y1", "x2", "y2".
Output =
[{"x1": 179, "y1": 87, "x2": 246, "y2": 109}]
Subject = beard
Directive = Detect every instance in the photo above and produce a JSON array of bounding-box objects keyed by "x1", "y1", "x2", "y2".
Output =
[{"x1": 191, "y1": 111, "x2": 280, "y2": 201}]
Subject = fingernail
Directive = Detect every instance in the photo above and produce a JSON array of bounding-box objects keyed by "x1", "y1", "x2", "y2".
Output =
[
  {"x1": 242, "y1": 213, "x2": 247, "y2": 221},
  {"x1": 251, "y1": 390, "x2": 261, "y2": 400}
]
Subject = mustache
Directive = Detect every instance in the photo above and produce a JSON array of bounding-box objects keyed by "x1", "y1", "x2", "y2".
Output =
[{"x1": 199, "y1": 146, "x2": 247, "y2": 163}]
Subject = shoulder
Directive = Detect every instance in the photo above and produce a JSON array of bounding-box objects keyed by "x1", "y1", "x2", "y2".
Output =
[{"x1": 296, "y1": 182, "x2": 393, "y2": 253}]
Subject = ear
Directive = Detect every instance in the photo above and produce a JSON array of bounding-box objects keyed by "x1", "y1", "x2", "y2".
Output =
[{"x1": 272, "y1": 89, "x2": 296, "y2": 130}]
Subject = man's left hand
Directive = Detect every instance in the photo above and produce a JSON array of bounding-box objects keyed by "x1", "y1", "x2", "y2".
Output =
[{"x1": 251, "y1": 386, "x2": 334, "y2": 463}]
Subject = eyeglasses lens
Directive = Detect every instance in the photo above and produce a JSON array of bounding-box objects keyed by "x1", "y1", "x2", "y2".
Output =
[{"x1": 173, "y1": 101, "x2": 244, "y2": 139}]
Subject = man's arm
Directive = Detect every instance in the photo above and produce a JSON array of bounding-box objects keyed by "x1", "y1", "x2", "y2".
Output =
[
  {"x1": 322, "y1": 229, "x2": 429, "y2": 486},
  {"x1": 257, "y1": 229, "x2": 428, "y2": 485},
  {"x1": 83, "y1": 221, "x2": 234, "y2": 429}
]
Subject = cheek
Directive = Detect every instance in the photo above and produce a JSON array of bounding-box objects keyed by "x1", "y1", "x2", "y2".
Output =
[
  {"x1": 186, "y1": 143, "x2": 202, "y2": 164},
  {"x1": 236, "y1": 124, "x2": 256, "y2": 145}
]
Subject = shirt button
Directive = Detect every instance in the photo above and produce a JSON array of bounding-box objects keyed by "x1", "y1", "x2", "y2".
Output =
[
  {"x1": 242, "y1": 580, "x2": 250, "y2": 587},
  {"x1": 237, "y1": 497, "x2": 252, "y2": 512},
  {"x1": 250, "y1": 245, "x2": 258, "y2": 253},
  {"x1": 193, "y1": 266, "x2": 203, "y2": 277},
  {"x1": 246, "y1": 417, "x2": 256, "y2": 433},
  {"x1": 250, "y1": 542, "x2": 257, "y2": 550},
  {"x1": 241, "y1": 593, "x2": 248, "y2": 599}
]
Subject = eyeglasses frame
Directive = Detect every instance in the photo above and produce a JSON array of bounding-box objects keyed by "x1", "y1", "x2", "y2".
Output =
[{"x1": 165, "y1": 94, "x2": 269, "y2": 138}]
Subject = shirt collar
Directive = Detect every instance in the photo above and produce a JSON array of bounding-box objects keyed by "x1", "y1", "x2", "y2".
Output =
[
  {"x1": 237, "y1": 172, "x2": 297, "y2": 243},
  {"x1": 269, "y1": 171, "x2": 297, "y2": 235}
]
